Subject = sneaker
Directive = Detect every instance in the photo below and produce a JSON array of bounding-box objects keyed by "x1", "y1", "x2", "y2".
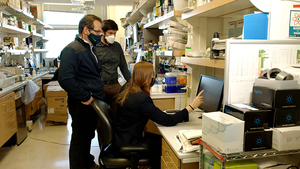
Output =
[{"x1": 89, "y1": 164, "x2": 101, "y2": 169}]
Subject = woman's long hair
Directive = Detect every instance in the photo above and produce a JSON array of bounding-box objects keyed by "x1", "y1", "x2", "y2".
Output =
[{"x1": 117, "y1": 61, "x2": 154, "y2": 106}]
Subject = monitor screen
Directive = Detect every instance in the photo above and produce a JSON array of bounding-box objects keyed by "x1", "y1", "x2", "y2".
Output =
[{"x1": 196, "y1": 74, "x2": 224, "y2": 112}]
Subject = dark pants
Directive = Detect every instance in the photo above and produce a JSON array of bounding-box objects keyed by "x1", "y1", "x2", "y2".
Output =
[
  {"x1": 68, "y1": 97, "x2": 98, "y2": 169},
  {"x1": 140, "y1": 132, "x2": 162, "y2": 168},
  {"x1": 103, "y1": 83, "x2": 121, "y2": 115}
]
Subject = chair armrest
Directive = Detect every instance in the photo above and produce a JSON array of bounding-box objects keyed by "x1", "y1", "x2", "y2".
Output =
[{"x1": 120, "y1": 144, "x2": 149, "y2": 153}]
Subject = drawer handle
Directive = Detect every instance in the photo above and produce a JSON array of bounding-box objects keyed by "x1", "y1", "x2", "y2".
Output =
[
  {"x1": 10, "y1": 99, "x2": 14, "y2": 103},
  {"x1": 10, "y1": 118, "x2": 15, "y2": 122},
  {"x1": 162, "y1": 156, "x2": 172, "y2": 164},
  {"x1": 3, "y1": 104, "x2": 6, "y2": 113},
  {"x1": 11, "y1": 127, "x2": 16, "y2": 132},
  {"x1": 165, "y1": 150, "x2": 170, "y2": 153}
]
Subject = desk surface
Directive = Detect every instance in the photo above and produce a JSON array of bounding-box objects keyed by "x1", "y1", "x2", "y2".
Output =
[{"x1": 156, "y1": 110, "x2": 203, "y2": 163}]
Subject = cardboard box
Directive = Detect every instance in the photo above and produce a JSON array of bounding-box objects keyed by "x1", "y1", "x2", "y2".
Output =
[
  {"x1": 47, "y1": 97, "x2": 67, "y2": 114},
  {"x1": 272, "y1": 126, "x2": 300, "y2": 151},
  {"x1": 228, "y1": 21, "x2": 236, "y2": 38},
  {"x1": 45, "y1": 86, "x2": 68, "y2": 115},
  {"x1": 236, "y1": 19, "x2": 243, "y2": 37},
  {"x1": 43, "y1": 81, "x2": 60, "y2": 90},
  {"x1": 202, "y1": 112, "x2": 245, "y2": 154},
  {"x1": 224, "y1": 104, "x2": 271, "y2": 131},
  {"x1": 244, "y1": 13, "x2": 268, "y2": 40},
  {"x1": 17, "y1": 20, "x2": 25, "y2": 30},
  {"x1": 244, "y1": 130, "x2": 272, "y2": 151},
  {"x1": 214, "y1": 159, "x2": 257, "y2": 169},
  {"x1": 45, "y1": 86, "x2": 67, "y2": 97},
  {"x1": 252, "y1": 86, "x2": 300, "y2": 110},
  {"x1": 273, "y1": 108, "x2": 300, "y2": 127},
  {"x1": 30, "y1": 5, "x2": 37, "y2": 18},
  {"x1": 46, "y1": 114, "x2": 68, "y2": 123}
]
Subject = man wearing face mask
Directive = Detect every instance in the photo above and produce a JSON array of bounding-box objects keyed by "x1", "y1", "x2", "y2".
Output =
[
  {"x1": 58, "y1": 14, "x2": 104, "y2": 169},
  {"x1": 94, "y1": 19, "x2": 131, "y2": 115}
]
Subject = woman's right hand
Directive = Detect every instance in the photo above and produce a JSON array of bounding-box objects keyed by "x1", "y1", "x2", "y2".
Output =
[{"x1": 190, "y1": 90, "x2": 204, "y2": 110}]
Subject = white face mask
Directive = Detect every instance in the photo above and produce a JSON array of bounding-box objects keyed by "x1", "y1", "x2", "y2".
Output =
[{"x1": 105, "y1": 35, "x2": 115, "y2": 44}]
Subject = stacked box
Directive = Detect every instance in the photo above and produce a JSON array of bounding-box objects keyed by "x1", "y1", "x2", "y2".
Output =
[
  {"x1": 252, "y1": 86, "x2": 300, "y2": 127},
  {"x1": 224, "y1": 104, "x2": 273, "y2": 151},
  {"x1": 45, "y1": 85, "x2": 68, "y2": 123}
]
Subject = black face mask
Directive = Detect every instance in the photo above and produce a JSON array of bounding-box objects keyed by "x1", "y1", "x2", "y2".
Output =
[{"x1": 150, "y1": 78, "x2": 155, "y2": 87}]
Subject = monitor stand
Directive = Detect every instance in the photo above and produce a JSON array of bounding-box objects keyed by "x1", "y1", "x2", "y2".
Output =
[{"x1": 194, "y1": 108, "x2": 204, "y2": 119}]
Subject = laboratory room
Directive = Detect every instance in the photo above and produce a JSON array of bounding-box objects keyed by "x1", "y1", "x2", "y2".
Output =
[{"x1": 1, "y1": 0, "x2": 300, "y2": 168}]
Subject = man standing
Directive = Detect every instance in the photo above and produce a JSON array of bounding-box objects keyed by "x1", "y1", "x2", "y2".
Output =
[
  {"x1": 94, "y1": 19, "x2": 131, "y2": 114},
  {"x1": 58, "y1": 14, "x2": 103, "y2": 169}
]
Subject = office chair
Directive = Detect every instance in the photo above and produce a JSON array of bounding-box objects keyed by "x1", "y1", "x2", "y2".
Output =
[{"x1": 92, "y1": 100, "x2": 150, "y2": 169}]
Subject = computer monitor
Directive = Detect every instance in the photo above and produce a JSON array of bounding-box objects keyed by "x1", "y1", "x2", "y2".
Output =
[{"x1": 196, "y1": 74, "x2": 224, "y2": 112}]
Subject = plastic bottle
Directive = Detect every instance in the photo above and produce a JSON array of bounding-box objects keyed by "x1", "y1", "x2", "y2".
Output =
[
  {"x1": 185, "y1": 28, "x2": 193, "y2": 57},
  {"x1": 32, "y1": 68, "x2": 36, "y2": 77}
]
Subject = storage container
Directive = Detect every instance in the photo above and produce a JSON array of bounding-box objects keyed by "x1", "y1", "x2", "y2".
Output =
[{"x1": 0, "y1": 76, "x2": 16, "y2": 88}]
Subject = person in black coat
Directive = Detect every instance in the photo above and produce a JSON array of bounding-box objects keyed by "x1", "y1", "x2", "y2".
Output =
[{"x1": 113, "y1": 61, "x2": 204, "y2": 168}]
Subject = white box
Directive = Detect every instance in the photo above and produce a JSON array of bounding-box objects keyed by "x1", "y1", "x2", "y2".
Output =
[
  {"x1": 255, "y1": 78, "x2": 299, "y2": 90},
  {"x1": 272, "y1": 126, "x2": 300, "y2": 151},
  {"x1": 202, "y1": 112, "x2": 245, "y2": 154}
]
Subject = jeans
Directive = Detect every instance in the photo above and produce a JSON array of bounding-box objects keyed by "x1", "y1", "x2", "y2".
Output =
[{"x1": 68, "y1": 97, "x2": 98, "y2": 169}]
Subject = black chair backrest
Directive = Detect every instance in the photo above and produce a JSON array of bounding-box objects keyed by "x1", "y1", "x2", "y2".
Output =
[{"x1": 92, "y1": 100, "x2": 114, "y2": 146}]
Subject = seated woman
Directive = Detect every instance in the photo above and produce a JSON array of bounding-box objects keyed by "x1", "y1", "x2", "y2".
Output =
[{"x1": 113, "y1": 61, "x2": 204, "y2": 168}]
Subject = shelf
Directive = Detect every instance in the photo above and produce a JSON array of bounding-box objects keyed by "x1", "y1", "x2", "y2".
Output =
[
  {"x1": 182, "y1": 0, "x2": 258, "y2": 21},
  {"x1": 199, "y1": 139, "x2": 300, "y2": 164},
  {"x1": 0, "y1": 2, "x2": 35, "y2": 23},
  {"x1": 0, "y1": 23, "x2": 30, "y2": 36},
  {"x1": 7, "y1": 49, "x2": 30, "y2": 55},
  {"x1": 180, "y1": 57, "x2": 225, "y2": 69},
  {"x1": 32, "y1": 49, "x2": 49, "y2": 53},
  {"x1": 144, "y1": 10, "x2": 182, "y2": 29},
  {"x1": 31, "y1": 32, "x2": 43, "y2": 38},
  {"x1": 128, "y1": 0, "x2": 156, "y2": 25},
  {"x1": 33, "y1": 19, "x2": 53, "y2": 29},
  {"x1": 122, "y1": 21, "x2": 130, "y2": 28}
]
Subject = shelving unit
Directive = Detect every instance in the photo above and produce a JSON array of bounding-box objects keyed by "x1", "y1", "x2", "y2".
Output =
[
  {"x1": 181, "y1": 57, "x2": 225, "y2": 69},
  {"x1": 198, "y1": 139, "x2": 300, "y2": 169},
  {"x1": 0, "y1": 1, "x2": 50, "y2": 68},
  {"x1": 182, "y1": 0, "x2": 257, "y2": 21},
  {"x1": 144, "y1": 10, "x2": 182, "y2": 29},
  {"x1": 127, "y1": 0, "x2": 156, "y2": 26}
]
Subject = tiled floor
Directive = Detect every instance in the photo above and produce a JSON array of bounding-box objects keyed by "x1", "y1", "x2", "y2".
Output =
[{"x1": 0, "y1": 106, "x2": 100, "y2": 169}]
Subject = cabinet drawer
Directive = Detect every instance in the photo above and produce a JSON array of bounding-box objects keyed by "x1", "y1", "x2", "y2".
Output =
[
  {"x1": 4, "y1": 114, "x2": 16, "y2": 130},
  {"x1": 6, "y1": 123, "x2": 17, "y2": 140},
  {"x1": 162, "y1": 156, "x2": 179, "y2": 169},
  {"x1": 0, "y1": 96, "x2": 15, "y2": 113},
  {"x1": 161, "y1": 156, "x2": 169, "y2": 169},
  {"x1": 3, "y1": 106, "x2": 16, "y2": 121},
  {"x1": 0, "y1": 92, "x2": 14, "y2": 103},
  {"x1": 162, "y1": 138, "x2": 180, "y2": 167}
]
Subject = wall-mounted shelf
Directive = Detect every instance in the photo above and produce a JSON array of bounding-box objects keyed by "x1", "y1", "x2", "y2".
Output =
[
  {"x1": 0, "y1": 23, "x2": 30, "y2": 36},
  {"x1": 182, "y1": 0, "x2": 258, "y2": 21},
  {"x1": 7, "y1": 49, "x2": 31, "y2": 55},
  {"x1": 0, "y1": 2, "x2": 35, "y2": 23},
  {"x1": 128, "y1": 0, "x2": 156, "y2": 25},
  {"x1": 122, "y1": 21, "x2": 129, "y2": 28},
  {"x1": 144, "y1": 10, "x2": 182, "y2": 29},
  {"x1": 32, "y1": 49, "x2": 49, "y2": 53},
  {"x1": 33, "y1": 19, "x2": 53, "y2": 30},
  {"x1": 180, "y1": 57, "x2": 225, "y2": 69},
  {"x1": 31, "y1": 32, "x2": 43, "y2": 38},
  {"x1": 156, "y1": 50, "x2": 185, "y2": 57}
]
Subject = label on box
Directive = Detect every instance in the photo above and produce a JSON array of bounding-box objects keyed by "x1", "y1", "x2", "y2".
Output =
[{"x1": 48, "y1": 108, "x2": 54, "y2": 114}]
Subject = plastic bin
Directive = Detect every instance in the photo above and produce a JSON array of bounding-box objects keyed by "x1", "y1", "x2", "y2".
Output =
[
  {"x1": 165, "y1": 84, "x2": 177, "y2": 93},
  {"x1": 177, "y1": 84, "x2": 186, "y2": 93},
  {"x1": 0, "y1": 76, "x2": 16, "y2": 88}
]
